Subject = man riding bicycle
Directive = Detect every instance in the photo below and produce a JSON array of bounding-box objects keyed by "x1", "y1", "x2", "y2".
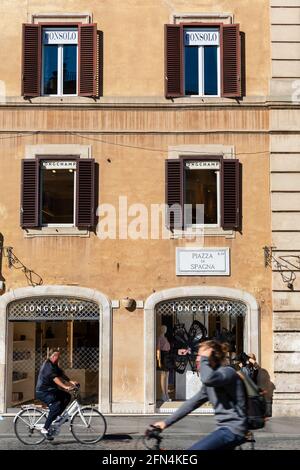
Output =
[{"x1": 36, "y1": 347, "x2": 79, "y2": 440}]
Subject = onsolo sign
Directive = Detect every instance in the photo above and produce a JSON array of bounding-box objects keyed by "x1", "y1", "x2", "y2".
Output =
[
  {"x1": 184, "y1": 29, "x2": 220, "y2": 46},
  {"x1": 43, "y1": 29, "x2": 78, "y2": 45}
]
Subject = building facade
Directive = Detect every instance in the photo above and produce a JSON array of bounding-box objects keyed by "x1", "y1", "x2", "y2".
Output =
[
  {"x1": 0, "y1": 0, "x2": 276, "y2": 415},
  {"x1": 270, "y1": 0, "x2": 300, "y2": 416}
]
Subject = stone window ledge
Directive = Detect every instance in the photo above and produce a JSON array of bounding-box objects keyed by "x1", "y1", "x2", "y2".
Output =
[
  {"x1": 170, "y1": 228, "x2": 235, "y2": 239},
  {"x1": 24, "y1": 227, "x2": 90, "y2": 238}
]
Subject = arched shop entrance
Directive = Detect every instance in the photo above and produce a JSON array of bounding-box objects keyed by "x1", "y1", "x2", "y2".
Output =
[
  {"x1": 0, "y1": 286, "x2": 112, "y2": 414},
  {"x1": 144, "y1": 286, "x2": 260, "y2": 414}
]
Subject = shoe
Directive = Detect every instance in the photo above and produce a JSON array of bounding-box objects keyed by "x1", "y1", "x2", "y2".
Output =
[
  {"x1": 53, "y1": 415, "x2": 68, "y2": 426},
  {"x1": 40, "y1": 427, "x2": 54, "y2": 440}
]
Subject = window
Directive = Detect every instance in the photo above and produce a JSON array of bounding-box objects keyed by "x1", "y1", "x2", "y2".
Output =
[
  {"x1": 184, "y1": 28, "x2": 220, "y2": 96},
  {"x1": 165, "y1": 157, "x2": 241, "y2": 231},
  {"x1": 42, "y1": 28, "x2": 78, "y2": 96},
  {"x1": 40, "y1": 160, "x2": 76, "y2": 226},
  {"x1": 22, "y1": 23, "x2": 99, "y2": 97},
  {"x1": 165, "y1": 23, "x2": 241, "y2": 98},
  {"x1": 21, "y1": 158, "x2": 96, "y2": 230},
  {"x1": 184, "y1": 160, "x2": 220, "y2": 226}
]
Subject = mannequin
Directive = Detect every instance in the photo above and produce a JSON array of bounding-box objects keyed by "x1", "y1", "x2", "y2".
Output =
[{"x1": 157, "y1": 325, "x2": 171, "y2": 402}]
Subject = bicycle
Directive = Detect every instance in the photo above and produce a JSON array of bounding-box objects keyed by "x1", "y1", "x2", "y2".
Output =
[
  {"x1": 143, "y1": 426, "x2": 256, "y2": 451},
  {"x1": 13, "y1": 385, "x2": 107, "y2": 445}
]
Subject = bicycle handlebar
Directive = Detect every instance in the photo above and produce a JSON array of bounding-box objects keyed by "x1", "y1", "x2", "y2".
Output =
[{"x1": 145, "y1": 425, "x2": 162, "y2": 440}]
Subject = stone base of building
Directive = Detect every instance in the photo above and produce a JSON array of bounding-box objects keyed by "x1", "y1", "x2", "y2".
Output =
[{"x1": 272, "y1": 396, "x2": 300, "y2": 416}]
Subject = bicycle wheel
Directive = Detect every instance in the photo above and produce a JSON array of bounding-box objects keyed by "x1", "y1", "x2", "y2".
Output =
[
  {"x1": 14, "y1": 407, "x2": 47, "y2": 445},
  {"x1": 70, "y1": 406, "x2": 107, "y2": 444}
]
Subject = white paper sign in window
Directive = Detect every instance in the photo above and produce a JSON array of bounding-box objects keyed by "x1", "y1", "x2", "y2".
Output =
[
  {"x1": 43, "y1": 29, "x2": 78, "y2": 45},
  {"x1": 184, "y1": 29, "x2": 220, "y2": 47},
  {"x1": 41, "y1": 161, "x2": 77, "y2": 170},
  {"x1": 185, "y1": 161, "x2": 220, "y2": 170}
]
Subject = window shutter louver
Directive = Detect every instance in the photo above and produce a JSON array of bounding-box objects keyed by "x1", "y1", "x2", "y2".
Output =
[
  {"x1": 222, "y1": 159, "x2": 241, "y2": 230},
  {"x1": 76, "y1": 159, "x2": 95, "y2": 228},
  {"x1": 21, "y1": 159, "x2": 39, "y2": 228},
  {"x1": 22, "y1": 24, "x2": 41, "y2": 97},
  {"x1": 165, "y1": 24, "x2": 183, "y2": 98},
  {"x1": 222, "y1": 24, "x2": 241, "y2": 98},
  {"x1": 165, "y1": 159, "x2": 183, "y2": 230},
  {"x1": 78, "y1": 23, "x2": 97, "y2": 97}
]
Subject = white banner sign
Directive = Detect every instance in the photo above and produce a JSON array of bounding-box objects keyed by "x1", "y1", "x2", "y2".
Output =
[
  {"x1": 185, "y1": 161, "x2": 220, "y2": 170},
  {"x1": 176, "y1": 248, "x2": 230, "y2": 276},
  {"x1": 42, "y1": 161, "x2": 77, "y2": 170},
  {"x1": 184, "y1": 29, "x2": 219, "y2": 47},
  {"x1": 43, "y1": 29, "x2": 78, "y2": 45}
]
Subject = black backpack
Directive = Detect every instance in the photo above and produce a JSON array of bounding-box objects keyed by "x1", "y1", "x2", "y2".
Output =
[{"x1": 237, "y1": 371, "x2": 267, "y2": 430}]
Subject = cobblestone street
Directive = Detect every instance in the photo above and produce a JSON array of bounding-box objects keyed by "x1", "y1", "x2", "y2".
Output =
[{"x1": 1, "y1": 416, "x2": 300, "y2": 450}]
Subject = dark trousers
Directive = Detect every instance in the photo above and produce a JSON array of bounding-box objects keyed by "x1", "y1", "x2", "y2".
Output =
[
  {"x1": 189, "y1": 427, "x2": 246, "y2": 450},
  {"x1": 36, "y1": 390, "x2": 71, "y2": 430}
]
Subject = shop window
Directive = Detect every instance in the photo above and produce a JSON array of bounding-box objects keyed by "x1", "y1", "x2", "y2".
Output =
[
  {"x1": 21, "y1": 158, "x2": 96, "y2": 230},
  {"x1": 22, "y1": 23, "x2": 101, "y2": 97},
  {"x1": 184, "y1": 28, "x2": 220, "y2": 96},
  {"x1": 165, "y1": 157, "x2": 242, "y2": 231},
  {"x1": 165, "y1": 23, "x2": 241, "y2": 98},
  {"x1": 156, "y1": 298, "x2": 246, "y2": 405},
  {"x1": 42, "y1": 28, "x2": 78, "y2": 96}
]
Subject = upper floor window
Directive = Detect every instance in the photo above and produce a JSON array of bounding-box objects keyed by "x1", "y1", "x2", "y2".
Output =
[
  {"x1": 165, "y1": 157, "x2": 241, "y2": 231},
  {"x1": 165, "y1": 23, "x2": 241, "y2": 99},
  {"x1": 184, "y1": 28, "x2": 220, "y2": 97},
  {"x1": 22, "y1": 23, "x2": 100, "y2": 98},
  {"x1": 42, "y1": 28, "x2": 78, "y2": 96},
  {"x1": 21, "y1": 157, "x2": 96, "y2": 230},
  {"x1": 40, "y1": 160, "x2": 76, "y2": 225},
  {"x1": 184, "y1": 160, "x2": 220, "y2": 226}
]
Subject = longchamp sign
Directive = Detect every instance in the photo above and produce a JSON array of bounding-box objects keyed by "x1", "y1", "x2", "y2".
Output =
[{"x1": 176, "y1": 247, "x2": 230, "y2": 276}]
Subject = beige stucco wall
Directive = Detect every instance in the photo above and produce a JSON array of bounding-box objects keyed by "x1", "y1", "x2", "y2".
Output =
[
  {"x1": 0, "y1": 0, "x2": 270, "y2": 98},
  {"x1": 0, "y1": 105, "x2": 272, "y2": 405}
]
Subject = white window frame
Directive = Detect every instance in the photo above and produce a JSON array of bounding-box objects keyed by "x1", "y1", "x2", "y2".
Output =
[
  {"x1": 184, "y1": 27, "x2": 221, "y2": 98},
  {"x1": 40, "y1": 161, "x2": 77, "y2": 228},
  {"x1": 42, "y1": 27, "x2": 78, "y2": 97},
  {"x1": 184, "y1": 162, "x2": 221, "y2": 229}
]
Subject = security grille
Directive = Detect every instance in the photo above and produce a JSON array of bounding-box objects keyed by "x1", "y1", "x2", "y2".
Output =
[
  {"x1": 8, "y1": 297, "x2": 100, "y2": 321},
  {"x1": 156, "y1": 297, "x2": 247, "y2": 317}
]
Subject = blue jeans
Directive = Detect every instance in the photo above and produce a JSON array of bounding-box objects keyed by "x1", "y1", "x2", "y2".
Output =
[{"x1": 189, "y1": 427, "x2": 246, "y2": 450}]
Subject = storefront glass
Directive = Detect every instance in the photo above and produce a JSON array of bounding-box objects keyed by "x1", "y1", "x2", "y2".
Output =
[
  {"x1": 155, "y1": 298, "x2": 246, "y2": 408},
  {"x1": 7, "y1": 297, "x2": 100, "y2": 407}
]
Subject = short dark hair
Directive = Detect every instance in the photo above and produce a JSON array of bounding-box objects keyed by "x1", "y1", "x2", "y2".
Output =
[{"x1": 48, "y1": 347, "x2": 61, "y2": 358}]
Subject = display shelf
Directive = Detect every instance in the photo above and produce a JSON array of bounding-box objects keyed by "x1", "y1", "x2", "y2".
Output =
[
  {"x1": 13, "y1": 340, "x2": 33, "y2": 344},
  {"x1": 13, "y1": 378, "x2": 29, "y2": 385},
  {"x1": 13, "y1": 358, "x2": 31, "y2": 363}
]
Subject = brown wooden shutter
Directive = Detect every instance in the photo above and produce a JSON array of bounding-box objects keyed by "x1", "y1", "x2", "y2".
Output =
[
  {"x1": 165, "y1": 24, "x2": 183, "y2": 98},
  {"x1": 78, "y1": 24, "x2": 97, "y2": 97},
  {"x1": 76, "y1": 159, "x2": 95, "y2": 228},
  {"x1": 222, "y1": 24, "x2": 241, "y2": 98},
  {"x1": 165, "y1": 159, "x2": 183, "y2": 229},
  {"x1": 221, "y1": 159, "x2": 241, "y2": 230},
  {"x1": 97, "y1": 30, "x2": 104, "y2": 97},
  {"x1": 22, "y1": 24, "x2": 41, "y2": 97},
  {"x1": 21, "y1": 159, "x2": 39, "y2": 228}
]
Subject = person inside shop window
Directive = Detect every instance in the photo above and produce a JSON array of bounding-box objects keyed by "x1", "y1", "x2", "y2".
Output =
[
  {"x1": 238, "y1": 352, "x2": 260, "y2": 385},
  {"x1": 36, "y1": 347, "x2": 79, "y2": 439}
]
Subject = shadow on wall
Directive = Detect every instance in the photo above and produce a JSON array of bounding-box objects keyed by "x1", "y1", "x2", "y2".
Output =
[
  {"x1": 257, "y1": 368, "x2": 276, "y2": 417},
  {"x1": 0, "y1": 233, "x2": 5, "y2": 285}
]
